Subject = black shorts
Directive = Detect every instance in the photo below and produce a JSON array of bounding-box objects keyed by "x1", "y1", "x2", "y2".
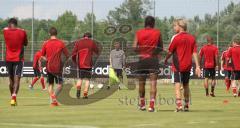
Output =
[
  {"x1": 231, "y1": 71, "x2": 240, "y2": 80},
  {"x1": 224, "y1": 70, "x2": 232, "y2": 79},
  {"x1": 203, "y1": 68, "x2": 215, "y2": 79},
  {"x1": 79, "y1": 68, "x2": 92, "y2": 79},
  {"x1": 6, "y1": 61, "x2": 23, "y2": 77},
  {"x1": 134, "y1": 57, "x2": 159, "y2": 75},
  {"x1": 173, "y1": 71, "x2": 190, "y2": 84},
  {"x1": 114, "y1": 69, "x2": 123, "y2": 78},
  {"x1": 47, "y1": 72, "x2": 63, "y2": 84},
  {"x1": 33, "y1": 69, "x2": 43, "y2": 77}
]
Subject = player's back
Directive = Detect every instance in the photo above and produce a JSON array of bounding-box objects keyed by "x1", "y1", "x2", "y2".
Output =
[
  {"x1": 170, "y1": 32, "x2": 197, "y2": 72},
  {"x1": 42, "y1": 39, "x2": 67, "y2": 74},
  {"x1": 3, "y1": 27, "x2": 27, "y2": 61},
  {"x1": 73, "y1": 38, "x2": 99, "y2": 68},
  {"x1": 200, "y1": 44, "x2": 218, "y2": 68},
  {"x1": 43, "y1": 39, "x2": 65, "y2": 60},
  {"x1": 229, "y1": 46, "x2": 240, "y2": 71},
  {"x1": 136, "y1": 28, "x2": 161, "y2": 59}
]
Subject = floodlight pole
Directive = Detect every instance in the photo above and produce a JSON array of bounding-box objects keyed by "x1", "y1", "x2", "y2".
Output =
[
  {"x1": 31, "y1": 0, "x2": 35, "y2": 61},
  {"x1": 91, "y1": 0, "x2": 94, "y2": 39},
  {"x1": 217, "y1": 0, "x2": 219, "y2": 48},
  {"x1": 153, "y1": 0, "x2": 156, "y2": 17}
]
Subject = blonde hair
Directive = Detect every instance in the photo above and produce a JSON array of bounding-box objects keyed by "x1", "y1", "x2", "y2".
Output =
[{"x1": 174, "y1": 18, "x2": 188, "y2": 31}]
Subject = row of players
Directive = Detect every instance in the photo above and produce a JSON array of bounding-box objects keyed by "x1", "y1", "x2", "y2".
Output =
[{"x1": 2, "y1": 16, "x2": 240, "y2": 112}]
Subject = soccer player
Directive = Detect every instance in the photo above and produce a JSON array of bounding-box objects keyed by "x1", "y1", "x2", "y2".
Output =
[
  {"x1": 133, "y1": 16, "x2": 163, "y2": 112},
  {"x1": 165, "y1": 18, "x2": 201, "y2": 112},
  {"x1": 227, "y1": 34, "x2": 240, "y2": 97},
  {"x1": 108, "y1": 41, "x2": 126, "y2": 90},
  {"x1": 3, "y1": 18, "x2": 28, "y2": 106},
  {"x1": 199, "y1": 36, "x2": 219, "y2": 97},
  {"x1": 72, "y1": 32, "x2": 100, "y2": 99},
  {"x1": 41, "y1": 27, "x2": 69, "y2": 106},
  {"x1": 29, "y1": 50, "x2": 46, "y2": 90},
  {"x1": 221, "y1": 44, "x2": 233, "y2": 93}
]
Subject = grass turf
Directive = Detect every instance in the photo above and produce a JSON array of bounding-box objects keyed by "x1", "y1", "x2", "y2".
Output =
[{"x1": 0, "y1": 78, "x2": 239, "y2": 128}]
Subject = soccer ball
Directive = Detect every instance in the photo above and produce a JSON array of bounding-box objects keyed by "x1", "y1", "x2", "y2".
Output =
[
  {"x1": 90, "y1": 84, "x2": 94, "y2": 89},
  {"x1": 97, "y1": 84, "x2": 103, "y2": 89}
]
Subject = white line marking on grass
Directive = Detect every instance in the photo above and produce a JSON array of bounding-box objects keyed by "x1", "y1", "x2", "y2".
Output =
[
  {"x1": 187, "y1": 121, "x2": 200, "y2": 124},
  {"x1": 209, "y1": 121, "x2": 216, "y2": 124},
  {"x1": 0, "y1": 123, "x2": 98, "y2": 128},
  {"x1": 132, "y1": 124, "x2": 159, "y2": 127}
]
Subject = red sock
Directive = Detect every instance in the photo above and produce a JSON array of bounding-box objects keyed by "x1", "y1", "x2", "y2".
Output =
[
  {"x1": 224, "y1": 78, "x2": 228, "y2": 87},
  {"x1": 227, "y1": 79, "x2": 231, "y2": 91},
  {"x1": 76, "y1": 86, "x2": 81, "y2": 90},
  {"x1": 140, "y1": 97, "x2": 145, "y2": 107},
  {"x1": 232, "y1": 87, "x2": 237, "y2": 94},
  {"x1": 11, "y1": 94, "x2": 16, "y2": 101},
  {"x1": 84, "y1": 91, "x2": 88, "y2": 97},
  {"x1": 150, "y1": 98, "x2": 155, "y2": 108},
  {"x1": 51, "y1": 94, "x2": 57, "y2": 102},
  {"x1": 40, "y1": 77, "x2": 46, "y2": 89},
  {"x1": 225, "y1": 78, "x2": 231, "y2": 91},
  {"x1": 184, "y1": 99, "x2": 189, "y2": 107},
  {"x1": 176, "y1": 98, "x2": 182, "y2": 108},
  {"x1": 31, "y1": 77, "x2": 39, "y2": 86}
]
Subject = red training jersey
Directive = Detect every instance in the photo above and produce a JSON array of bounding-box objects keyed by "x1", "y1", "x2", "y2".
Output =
[
  {"x1": 227, "y1": 45, "x2": 240, "y2": 71},
  {"x1": 3, "y1": 27, "x2": 28, "y2": 62},
  {"x1": 41, "y1": 39, "x2": 69, "y2": 74},
  {"x1": 168, "y1": 32, "x2": 197, "y2": 72},
  {"x1": 221, "y1": 50, "x2": 232, "y2": 71},
  {"x1": 136, "y1": 28, "x2": 162, "y2": 59},
  {"x1": 199, "y1": 44, "x2": 218, "y2": 69},
  {"x1": 33, "y1": 50, "x2": 42, "y2": 69},
  {"x1": 72, "y1": 37, "x2": 100, "y2": 69}
]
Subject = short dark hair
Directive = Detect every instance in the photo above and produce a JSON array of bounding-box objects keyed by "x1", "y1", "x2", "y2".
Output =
[
  {"x1": 49, "y1": 27, "x2": 57, "y2": 36},
  {"x1": 144, "y1": 16, "x2": 155, "y2": 28},
  {"x1": 8, "y1": 18, "x2": 18, "y2": 26},
  {"x1": 83, "y1": 32, "x2": 92, "y2": 38},
  {"x1": 232, "y1": 34, "x2": 240, "y2": 45},
  {"x1": 205, "y1": 35, "x2": 213, "y2": 44}
]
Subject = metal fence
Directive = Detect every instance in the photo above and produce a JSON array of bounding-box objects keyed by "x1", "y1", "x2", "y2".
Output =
[{"x1": 0, "y1": 40, "x2": 230, "y2": 62}]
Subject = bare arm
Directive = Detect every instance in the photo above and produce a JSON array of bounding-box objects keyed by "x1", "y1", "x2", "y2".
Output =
[
  {"x1": 193, "y1": 53, "x2": 201, "y2": 77},
  {"x1": 24, "y1": 31, "x2": 28, "y2": 46},
  {"x1": 164, "y1": 52, "x2": 172, "y2": 65},
  {"x1": 132, "y1": 35, "x2": 138, "y2": 52},
  {"x1": 221, "y1": 59, "x2": 224, "y2": 71}
]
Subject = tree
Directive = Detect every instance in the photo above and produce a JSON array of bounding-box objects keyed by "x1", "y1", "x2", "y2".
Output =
[
  {"x1": 37, "y1": 28, "x2": 48, "y2": 43},
  {"x1": 107, "y1": 0, "x2": 152, "y2": 26},
  {"x1": 54, "y1": 11, "x2": 77, "y2": 42}
]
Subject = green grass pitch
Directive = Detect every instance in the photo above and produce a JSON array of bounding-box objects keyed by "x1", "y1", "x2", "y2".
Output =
[{"x1": 0, "y1": 78, "x2": 239, "y2": 128}]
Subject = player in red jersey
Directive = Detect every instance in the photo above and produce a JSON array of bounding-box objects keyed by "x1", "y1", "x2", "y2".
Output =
[
  {"x1": 133, "y1": 16, "x2": 163, "y2": 112},
  {"x1": 3, "y1": 18, "x2": 28, "y2": 106},
  {"x1": 165, "y1": 18, "x2": 201, "y2": 112},
  {"x1": 41, "y1": 27, "x2": 69, "y2": 106},
  {"x1": 221, "y1": 44, "x2": 233, "y2": 93},
  {"x1": 28, "y1": 50, "x2": 46, "y2": 90},
  {"x1": 72, "y1": 32, "x2": 100, "y2": 99},
  {"x1": 227, "y1": 34, "x2": 240, "y2": 97},
  {"x1": 199, "y1": 36, "x2": 219, "y2": 97}
]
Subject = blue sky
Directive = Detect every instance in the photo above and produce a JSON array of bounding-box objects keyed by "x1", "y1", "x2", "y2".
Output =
[{"x1": 0, "y1": 0, "x2": 239, "y2": 20}]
